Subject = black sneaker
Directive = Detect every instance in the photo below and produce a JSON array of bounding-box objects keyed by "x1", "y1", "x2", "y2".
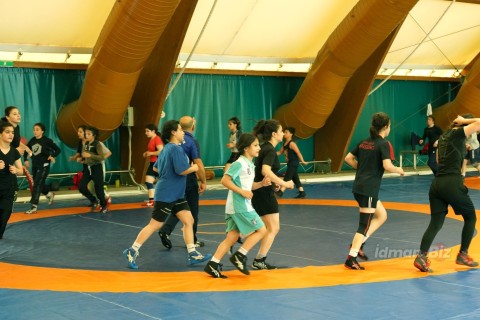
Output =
[
  {"x1": 100, "y1": 206, "x2": 108, "y2": 214},
  {"x1": 229, "y1": 252, "x2": 249, "y2": 275},
  {"x1": 204, "y1": 261, "x2": 227, "y2": 279},
  {"x1": 294, "y1": 191, "x2": 306, "y2": 199},
  {"x1": 414, "y1": 253, "x2": 433, "y2": 272},
  {"x1": 90, "y1": 201, "x2": 99, "y2": 212},
  {"x1": 251, "y1": 257, "x2": 277, "y2": 270},
  {"x1": 158, "y1": 231, "x2": 172, "y2": 249},
  {"x1": 195, "y1": 240, "x2": 205, "y2": 248},
  {"x1": 344, "y1": 255, "x2": 365, "y2": 270},
  {"x1": 349, "y1": 244, "x2": 369, "y2": 261}
]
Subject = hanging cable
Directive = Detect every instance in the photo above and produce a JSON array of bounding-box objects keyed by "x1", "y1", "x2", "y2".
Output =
[
  {"x1": 369, "y1": 0, "x2": 456, "y2": 96},
  {"x1": 165, "y1": 0, "x2": 219, "y2": 100}
]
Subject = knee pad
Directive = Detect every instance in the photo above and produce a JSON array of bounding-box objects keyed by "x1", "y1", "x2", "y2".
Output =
[
  {"x1": 356, "y1": 213, "x2": 373, "y2": 236},
  {"x1": 145, "y1": 182, "x2": 154, "y2": 190}
]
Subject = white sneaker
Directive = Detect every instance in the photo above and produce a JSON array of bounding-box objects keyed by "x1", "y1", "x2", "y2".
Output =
[
  {"x1": 26, "y1": 206, "x2": 38, "y2": 214},
  {"x1": 46, "y1": 192, "x2": 55, "y2": 206}
]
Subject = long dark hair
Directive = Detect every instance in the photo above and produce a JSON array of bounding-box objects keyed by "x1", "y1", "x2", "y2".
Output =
[
  {"x1": 237, "y1": 133, "x2": 257, "y2": 155},
  {"x1": 4, "y1": 106, "x2": 18, "y2": 117},
  {"x1": 161, "y1": 120, "x2": 179, "y2": 144},
  {"x1": 253, "y1": 119, "x2": 280, "y2": 143},
  {"x1": 369, "y1": 112, "x2": 390, "y2": 139}
]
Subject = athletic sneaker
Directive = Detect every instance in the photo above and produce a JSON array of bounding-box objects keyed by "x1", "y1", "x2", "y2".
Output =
[
  {"x1": 414, "y1": 253, "x2": 432, "y2": 272},
  {"x1": 123, "y1": 247, "x2": 139, "y2": 270},
  {"x1": 100, "y1": 206, "x2": 108, "y2": 214},
  {"x1": 294, "y1": 191, "x2": 306, "y2": 199},
  {"x1": 90, "y1": 201, "x2": 99, "y2": 211},
  {"x1": 251, "y1": 257, "x2": 277, "y2": 270},
  {"x1": 142, "y1": 200, "x2": 154, "y2": 207},
  {"x1": 188, "y1": 251, "x2": 212, "y2": 265},
  {"x1": 25, "y1": 206, "x2": 38, "y2": 214},
  {"x1": 344, "y1": 255, "x2": 365, "y2": 270},
  {"x1": 158, "y1": 231, "x2": 172, "y2": 249},
  {"x1": 46, "y1": 192, "x2": 55, "y2": 206},
  {"x1": 204, "y1": 261, "x2": 227, "y2": 279},
  {"x1": 230, "y1": 251, "x2": 250, "y2": 275},
  {"x1": 195, "y1": 240, "x2": 205, "y2": 248},
  {"x1": 349, "y1": 244, "x2": 369, "y2": 261},
  {"x1": 456, "y1": 252, "x2": 479, "y2": 267}
]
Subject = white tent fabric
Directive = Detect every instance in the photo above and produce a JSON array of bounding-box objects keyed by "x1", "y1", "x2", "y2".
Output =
[{"x1": 0, "y1": 0, "x2": 479, "y2": 77}]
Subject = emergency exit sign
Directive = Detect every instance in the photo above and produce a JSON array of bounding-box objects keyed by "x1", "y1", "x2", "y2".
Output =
[{"x1": 0, "y1": 61, "x2": 14, "y2": 67}]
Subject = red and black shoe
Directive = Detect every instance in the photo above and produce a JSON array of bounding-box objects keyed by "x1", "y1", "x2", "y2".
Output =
[
  {"x1": 345, "y1": 255, "x2": 365, "y2": 270},
  {"x1": 456, "y1": 252, "x2": 479, "y2": 267}
]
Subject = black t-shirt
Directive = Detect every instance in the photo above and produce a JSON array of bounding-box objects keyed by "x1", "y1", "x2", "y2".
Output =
[
  {"x1": 351, "y1": 136, "x2": 393, "y2": 198},
  {"x1": 422, "y1": 125, "x2": 443, "y2": 148},
  {"x1": 436, "y1": 127, "x2": 466, "y2": 176},
  {"x1": 0, "y1": 118, "x2": 20, "y2": 148},
  {"x1": 0, "y1": 146, "x2": 20, "y2": 191},
  {"x1": 254, "y1": 142, "x2": 280, "y2": 190}
]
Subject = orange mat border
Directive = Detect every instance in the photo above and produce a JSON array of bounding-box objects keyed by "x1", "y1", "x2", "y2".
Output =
[{"x1": 1, "y1": 199, "x2": 478, "y2": 293}]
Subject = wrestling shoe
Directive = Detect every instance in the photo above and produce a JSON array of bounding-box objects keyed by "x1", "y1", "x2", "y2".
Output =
[
  {"x1": 230, "y1": 251, "x2": 249, "y2": 275},
  {"x1": 46, "y1": 192, "x2": 55, "y2": 206},
  {"x1": 344, "y1": 255, "x2": 365, "y2": 270},
  {"x1": 195, "y1": 240, "x2": 205, "y2": 248},
  {"x1": 123, "y1": 247, "x2": 139, "y2": 270},
  {"x1": 142, "y1": 200, "x2": 154, "y2": 207},
  {"x1": 349, "y1": 244, "x2": 369, "y2": 261},
  {"x1": 456, "y1": 252, "x2": 479, "y2": 267},
  {"x1": 188, "y1": 251, "x2": 212, "y2": 265},
  {"x1": 158, "y1": 231, "x2": 172, "y2": 249},
  {"x1": 204, "y1": 261, "x2": 227, "y2": 279},
  {"x1": 414, "y1": 253, "x2": 433, "y2": 272},
  {"x1": 25, "y1": 206, "x2": 38, "y2": 214},
  {"x1": 251, "y1": 257, "x2": 277, "y2": 270}
]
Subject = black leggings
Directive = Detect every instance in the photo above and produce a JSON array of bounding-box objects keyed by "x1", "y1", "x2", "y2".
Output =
[
  {"x1": 30, "y1": 165, "x2": 51, "y2": 205},
  {"x1": 420, "y1": 211, "x2": 477, "y2": 253},
  {"x1": 284, "y1": 165, "x2": 302, "y2": 189}
]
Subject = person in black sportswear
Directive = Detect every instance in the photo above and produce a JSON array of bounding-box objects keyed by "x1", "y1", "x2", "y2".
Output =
[
  {"x1": 414, "y1": 115, "x2": 480, "y2": 272},
  {"x1": 344, "y1": 112, "x2": 405, "y2": 270},
  {"x1": 24, "y1": 123, "x2": 61, "y2": 214},
  {"x1": 250, "y1": 119, "x2": 294, "y2": 270},
  {"x1": 0, "y1": 122, "x2": 23, "y2": 239},
  {"x1": 419, "y1": 115, "x2": 443, "y2": 175}
]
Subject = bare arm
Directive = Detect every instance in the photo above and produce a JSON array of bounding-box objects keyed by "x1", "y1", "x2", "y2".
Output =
[
  {"x1": 383, "y1": 159, "x2": 404, "y2": 175},
  {"x1": 454, "y1": 116, "x2": 480, "y2": 137},
  {"x1": 262, "y1": 164, "x2": 294, "y2": 189},
  {"x1": 290, "y1": 142, "x2": 307, "y2": 164},
  {"x1": 193, "y1": 158, "x2": 207, "y2": 193},
  {"x1": 180, "y1": 163, "x2": 198, "y2": 176},
  {"x1": 221, "y1": 174, "x2": 253, "y2": 199},
  {"x1": 344, "y1": 152, "x2": 357, "y2": 169}
]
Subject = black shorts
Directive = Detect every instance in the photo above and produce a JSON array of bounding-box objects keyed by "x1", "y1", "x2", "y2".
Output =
[
  {"x1": 252, "y1": 187, "x2": 279, "y2": 216},
  {"x1": 226, "y1": 152, "x2": 240, "y2": 164},
  {"x1": 353, "y1": 193, "x2": 378, "y2": 209},
  {"x1": 146, "y1": 162, "x2": 159, "y2": 178},
  {"x1": 152, "y1": 198, "x2": 190, "y2": 222},
  {"x1": 429, "y1": 175, "x2": 475, "y2": 216}
]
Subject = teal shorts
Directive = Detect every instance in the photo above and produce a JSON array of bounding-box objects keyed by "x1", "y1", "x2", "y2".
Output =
[{"x1": 225, "y1": 211, "x2": 265, "y2": 235}]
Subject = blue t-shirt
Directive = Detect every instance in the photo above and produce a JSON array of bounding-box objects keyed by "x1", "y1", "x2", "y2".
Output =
[
  {"x1": 153, "y1": 143, "x2": 190, "y2": 202},
  {"x1": 181, "y1": 131, "x2": 201, "y2": 186}
]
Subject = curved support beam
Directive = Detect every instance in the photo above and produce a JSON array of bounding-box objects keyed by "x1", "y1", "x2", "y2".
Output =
[
  {"x1": 56, "y1": 0, "x2": 180, "y2": 147},
  {"x1": 274, "y1": 0, "x2": 419, "y2": 139},
  {"x1": 434, "y1": 52, "x2": 480, "y2": 129}
]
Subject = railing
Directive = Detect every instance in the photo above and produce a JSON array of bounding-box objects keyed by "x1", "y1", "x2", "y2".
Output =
[{"x1": 205, "y1": 159, "x2": 331, "y2": 177}]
